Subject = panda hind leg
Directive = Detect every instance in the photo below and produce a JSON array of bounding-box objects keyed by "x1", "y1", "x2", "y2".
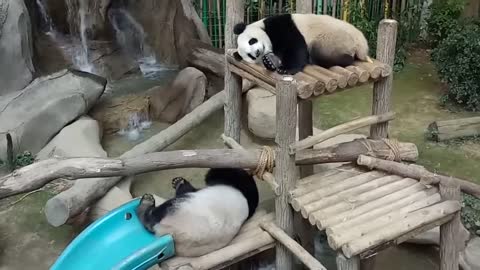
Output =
[{"x1": 172, "y1": 177, "x2": 198, "y2": 196}]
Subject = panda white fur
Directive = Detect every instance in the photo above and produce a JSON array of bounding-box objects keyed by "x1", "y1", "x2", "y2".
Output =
[
  {"x1": 233, "y1": 13, "x2": 372, "y2": 75},
  {"x1": 136, "y1": 168, "x2": 259, "y2": 257}
]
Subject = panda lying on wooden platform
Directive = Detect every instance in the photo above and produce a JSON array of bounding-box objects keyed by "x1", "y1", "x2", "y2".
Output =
[
  {"x1": 233, "y1": 13, "x2": 373, "y2": 75},
  {"x1": 136, "y1": 168, "x2": 259, "y2": 257}
]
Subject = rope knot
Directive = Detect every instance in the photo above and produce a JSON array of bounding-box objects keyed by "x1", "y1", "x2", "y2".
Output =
[{"x1": 254, "y1": 146, "x2": 275, "y2": 179}]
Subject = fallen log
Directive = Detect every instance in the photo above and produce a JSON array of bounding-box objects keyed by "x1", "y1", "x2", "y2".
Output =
[
  {"x1": 356, "y1": 155, "x2": 480, "y2": 198},
  {"x1": 427, "y1": 116, "x2": 480, "y2": 142},
  {"x1": 186, "y1": 39, "x2": 225, "y2": 77},
  {"x1": 296, "y1": 138, "x2": 418, "y2": 164}
]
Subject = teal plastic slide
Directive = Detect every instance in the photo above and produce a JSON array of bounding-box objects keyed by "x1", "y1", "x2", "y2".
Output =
[{"x1": 50, "y1": 198, "x2": 175, "y2": 270}]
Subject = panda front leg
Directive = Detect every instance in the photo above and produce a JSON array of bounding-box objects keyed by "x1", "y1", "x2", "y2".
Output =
[
  {"x1": 276, "y1": 49, "x2": 309, "y2": 75},
  {"x1": 172, "y1": 177, "x2": 198, "y2": 196}
]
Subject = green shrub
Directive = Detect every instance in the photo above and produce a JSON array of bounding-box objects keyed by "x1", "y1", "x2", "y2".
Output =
[
  {"x1": 462, "y1": 193, "x2": 480, "y2": 236},
  {"x1": 431, "y1": 19, "x2": 480, "y2": 111},
  {"x1": 426, "y1": 0, "x2": 465, "y2": 48}
]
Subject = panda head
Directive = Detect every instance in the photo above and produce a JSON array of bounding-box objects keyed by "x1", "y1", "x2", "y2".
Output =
[{"x1": 233, "y1": 22, "x2": 272, "y2": 64}]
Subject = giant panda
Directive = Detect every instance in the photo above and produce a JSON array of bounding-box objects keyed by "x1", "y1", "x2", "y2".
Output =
[
  {"x1": 136, "y1": 168, "x2": 259, "y2": 257},
  {"x1": 233, "y1": 13, "x2": 372, "y2": 75}
]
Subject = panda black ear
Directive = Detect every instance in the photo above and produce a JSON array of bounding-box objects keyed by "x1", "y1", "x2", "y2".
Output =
[
  {"x1": 233, "y1": 23, "x2": 246, "y2": 35},
  {"x1": 233, "y1": 52, "x2": 243, "y2": 61}
]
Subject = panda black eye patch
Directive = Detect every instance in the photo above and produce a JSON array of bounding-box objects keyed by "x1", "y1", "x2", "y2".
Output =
[{"x1": 248, "y1": 38, "x2": 258, "y2": 45}]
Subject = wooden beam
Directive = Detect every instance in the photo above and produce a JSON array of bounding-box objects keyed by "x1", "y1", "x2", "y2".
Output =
[
  {"x1": 356, "y1": 155, "x2": 480, "y2": 198},
  {"x1": 336, "y1": 253, "x2": 360, "y2": 270},
  {"x1": 274, "y1": 77, "x2": 298, "y2": 270},
  {"x1": 296, "y1": 0, "x2": 313, "y2": 13},
  {"x1": 260, "y1": 221, "x2": 327, "y2": 270},
  {"x1": 439, "y1": 179, "x2": 461, "y2": 270},
  {"x1": 224, "y1": 0, "x2": 244, "y2": 142},
  {"x1": 370, "y1": 19, "x2": 398, "y2": 139},
  {"x1": 291, "y1": 112, "x2": 396, "y2": 153}
]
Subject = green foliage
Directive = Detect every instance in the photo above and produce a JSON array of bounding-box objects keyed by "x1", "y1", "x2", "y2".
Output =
[
  {"x1": 426, "y1": 0, "x2": 465, "y2": 48},
  {"x1": 14, "y1": 151, "x2": 35, "y2": 168},
  {"x1": 462, "y1": 193, "x2": 480, "y2": 236},
  {"x1": 431, "y1": 19, "x2": 480, "y2": 111}
]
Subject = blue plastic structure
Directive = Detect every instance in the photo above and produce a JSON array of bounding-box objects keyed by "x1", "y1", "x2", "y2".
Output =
[{"x1": 50, "y1": 198, "x2": 175, "y2": 270}]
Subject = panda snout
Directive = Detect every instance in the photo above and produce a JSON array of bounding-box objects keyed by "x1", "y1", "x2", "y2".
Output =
[{"x1": 255, "y1": 50, "x2": 261, "y2": 57}]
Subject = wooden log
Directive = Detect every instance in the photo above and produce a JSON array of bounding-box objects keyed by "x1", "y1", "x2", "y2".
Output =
[
  {"x1": 43, "y1": 90, "x2": 231, "y2": 226},
  {"x1": 161, "y1": 232, "x2": 275, "y2": 270},
  {"x1": 297, "y1": 99, "x2": 315, "y2": 255},
  {"x1": 327, "y1": 191, "x2": 441, "y2": 250},
  {"x1": 229, "y1": 65, "x2": 276, "y2": 93},
  {"x1": 427, "y1": 116, "x2": 480, "y2": 142},
  {"x1": 295, "y1": 138, "x2": 419, "y2": 165},
  {"x1": 290, "y1": 171, "x2": 386, "y2": 211},
  {"x1": 439, "y1": 179, "x2": 461, "y2": 270},
  {"x1": 227, "y1": 52, "x2": 314, "y2": 99},
  {"x1": 370, "y1": 19, "x2": 398, "y2": 139},
  {"x1": 326, "y1": 187, "x2": 439, "y2": 235},
  {"x1": 290, "y1": 112, "x2": 396, "y2": 153},
  {"x1": 291, "y1": 170, "x2": 363, "y2": 198},
  {"x1": 313, "y1": 65, "x2": 349, "y2": 88},
  {"x1": 224, "y1": 0, "x2": 245, "y2": 142},
  {"x1": 353, "y1": 61, "x2": 382, "y2": 80},
  {"x1": 303, "y1": 65, "x2": 338, "y2": 93},
  {"x1": 274, "y1": 77, "x2": 298, "y2": 270},
  {"x1": 336, "y1": 253, "x2": 360, "y2": 270},
  {"x1": 341, "y1": 200, "x2": 461, "y2": 258},
  {"x1": 260, "y1": 222, "x2": 327, "y2": 270},
  {"x1": 308, "y1": 177, "x2": 414, "y2": 226},
  {"x1": 356, "y1": 155, "x2": 480, "y2": 198},
  {"x1": 0, "y1": 149, "x2": 262, "y2": 199},
  {"x1": 187, "y1": 39, "x2": 225, "y2": 77},
  {"x1": 374, "y1": 59, "x2": 393, "y2": 77},
  {"x1": 301, "y1": 175, "x2": 403, "y2": 221},
  {"x1": 220, "y1": 134, "x2": 280, "y2": 195},
  {"x1": 346, "y1": 66, "x2": 369, "y2": 83},
  {"x1": 330, "y1": 66, "x2": 359, "y2": 86}
]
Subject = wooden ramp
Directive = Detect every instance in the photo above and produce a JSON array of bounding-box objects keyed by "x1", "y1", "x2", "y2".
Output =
[
  {"x1": 226, "y1": 50, "x2": 392, "y2": 99},
  {"x1": 289, "y1": 165, "x2": 461, "y2": 259},
  {"x1": 160, "y1": 210, "x2": 275, "y2": 270}
]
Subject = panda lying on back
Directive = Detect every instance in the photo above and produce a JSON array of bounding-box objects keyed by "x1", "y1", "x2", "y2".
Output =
[
  {"x1": 233, "y1": 13, "x2": 372, "y2": 75},
  {"x1": 137, "y1": 168, "x2": 259, "y2": 257}
]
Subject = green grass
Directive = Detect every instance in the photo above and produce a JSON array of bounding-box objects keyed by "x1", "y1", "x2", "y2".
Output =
[{"x1": 313, "y1": 50, "x2": 480, "y2": 183}]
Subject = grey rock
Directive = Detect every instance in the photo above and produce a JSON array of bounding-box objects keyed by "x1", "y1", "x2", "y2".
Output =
[
  {"x1": 460, "y1": 236, "x2": 480, "y2": 270},
  {"x1": 0, "y1": 0, "x2": 34, "y2": 95},
  {"x1": 0, "y1": 69, "x2": 106, "y2": 161}
]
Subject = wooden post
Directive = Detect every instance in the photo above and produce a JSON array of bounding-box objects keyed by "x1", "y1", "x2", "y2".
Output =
[
  {"x1": 439, "y1": 179, "x2": 461, "y2": 270},
  {"x1": 370, "y1": 19, "x2": 398, "y2": 139},
  {"x1": 275, "y1": 77, "x2": 298, "y2": 270},
  {"x1": 224, "y1": 0, "x2": 244, "y2": 142},
  {"x1": 336, "y1": 253, "x2": 360, "y2": 270},
  {"x1": 296, "y1": 0, "x2": 313, "y2": 13}
]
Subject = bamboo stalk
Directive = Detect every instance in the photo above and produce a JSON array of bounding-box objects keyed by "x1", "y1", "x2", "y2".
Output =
[{"x1": 290, "y1": 112, "x2": 396, "y2": 153}]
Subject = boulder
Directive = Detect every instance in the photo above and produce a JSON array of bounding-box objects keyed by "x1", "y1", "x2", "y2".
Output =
[
  {"x1": 247, "y1": 87, "x2": 276, "y2": 139},
  {"x1": 0, "y1": 0, "x2": 34, "y2": 95},
  {"x1": 125, "y1": 0, "x2": 211, "y2": 67},
  {"x1": 460, "y1": 236, "x2": 480, "y2": 270},
  {"x1": 37, "y1": 116, "x2": 106, "y2": 159},
  {"x1": 0, "y1": 69, "x2": 106, "y2": 161},
  {"x1": 149, "y1": 67, "x2": 207, "y2": 123}
]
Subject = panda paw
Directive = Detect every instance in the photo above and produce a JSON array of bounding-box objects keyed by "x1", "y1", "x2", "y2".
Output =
[
  {"x1": 172, "y1": 177, "x2": 186, "y2": 190},
  {"x1": 139, "y1": 193, "x2": 155, "y2": 207},
  {"x1": 262, "y1": 54, "x2": 277, "y2": 71}
]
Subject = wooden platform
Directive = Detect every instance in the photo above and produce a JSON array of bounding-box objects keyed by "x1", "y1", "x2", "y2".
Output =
[
  {"x1": 289, "y1": 165, "x2": 461, "y2": 259},
  {"x1": 160, "y1": 210, "x2": 275, "y2": 270},
  {"x1": 226, "y1": 50, "x2": 392, "y2": 99}
]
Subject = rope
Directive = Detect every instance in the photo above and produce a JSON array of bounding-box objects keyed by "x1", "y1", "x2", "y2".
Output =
[
  {"x1": 254, "y1": 146, "x2": 275, "y2": 179},
  {"x1": 359, "y1": 139, "x2": 376, "y2": 157},
  {"x1": 382, "y1": 138, "x2": 402, "y2": 161}
]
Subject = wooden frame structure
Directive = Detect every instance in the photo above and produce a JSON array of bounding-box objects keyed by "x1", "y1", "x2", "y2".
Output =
[{"x1": 223, "y1": 1, "x2": 463, "y2": 270}]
